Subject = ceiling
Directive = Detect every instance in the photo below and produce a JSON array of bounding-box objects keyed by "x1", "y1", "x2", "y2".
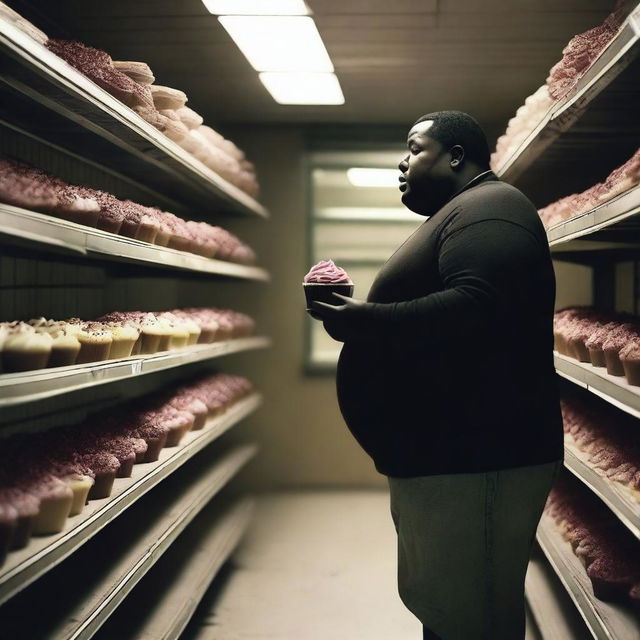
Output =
[{"x1": 13, "y1": 0, "x2": 616, "y2": 140}]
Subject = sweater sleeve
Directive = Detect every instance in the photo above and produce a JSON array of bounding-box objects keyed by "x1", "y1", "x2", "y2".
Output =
[{"x1": 361, "y1": 218, "x2": 542, "y2": 346}]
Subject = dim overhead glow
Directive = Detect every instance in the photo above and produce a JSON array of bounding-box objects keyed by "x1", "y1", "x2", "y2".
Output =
[
  {"x1": 259, "y1": 72, "x2": 344, "y2": 105},
  {"x1": 218, "y1": 16, "x2": 332, "y2": 72},
  {"x1": 347, "y1": 168, "x2": 400, "y2": 188},
  {"x1": 202, "y1": 0, "x2": 310, "y2": 15}
]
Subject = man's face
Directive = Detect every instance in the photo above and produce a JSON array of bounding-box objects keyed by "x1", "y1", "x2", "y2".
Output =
[{"x1": 398, "y1": 120, "x2": 453, "y2": 216}]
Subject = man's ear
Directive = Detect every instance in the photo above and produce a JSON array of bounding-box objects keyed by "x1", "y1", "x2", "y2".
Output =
[{"x1": 449, "y1": 145, "x2": 464, "y2": 169}]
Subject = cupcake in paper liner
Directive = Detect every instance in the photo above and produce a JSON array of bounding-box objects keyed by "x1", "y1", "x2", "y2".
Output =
[{"x1": 303, "y1": 260, "x2": 353, "y2": 315}]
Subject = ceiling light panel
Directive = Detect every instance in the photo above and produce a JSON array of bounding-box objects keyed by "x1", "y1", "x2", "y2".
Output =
[
  {"x1": 259, "y1": 72, "x2": 344, "y2": 105},
  {"x1": 202, "y1": 0, "x2": 310, "y2": 15},
  {"x1": 218, "y1": 16, "x2": 333, "y2": 72}
]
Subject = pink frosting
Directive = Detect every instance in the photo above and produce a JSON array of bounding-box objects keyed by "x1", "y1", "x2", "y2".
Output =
[{"x1": 303, "y1": 259, "x2": 352, "y2": 284}]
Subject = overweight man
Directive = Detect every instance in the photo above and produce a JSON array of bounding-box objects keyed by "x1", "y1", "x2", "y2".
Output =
[{"x1": 311, "y1": 111, "x2": 563, "y2": 640}]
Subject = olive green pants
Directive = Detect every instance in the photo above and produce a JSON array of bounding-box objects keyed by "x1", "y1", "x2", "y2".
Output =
[{"x1": 388, "y1": 460, "x2": 561, "y2": 640}]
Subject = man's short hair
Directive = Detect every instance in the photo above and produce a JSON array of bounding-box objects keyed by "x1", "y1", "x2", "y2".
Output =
[{"x1": 413, "y1": 111, "x2": 490, "y2": 168}]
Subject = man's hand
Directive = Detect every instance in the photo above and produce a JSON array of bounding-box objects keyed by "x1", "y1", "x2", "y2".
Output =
[
  {"x1": 310, "y1": 293, "x2": 368, "y2": 318},
  {"x1": 310, "y1": 293, "x2": 372, "y2": 342}
]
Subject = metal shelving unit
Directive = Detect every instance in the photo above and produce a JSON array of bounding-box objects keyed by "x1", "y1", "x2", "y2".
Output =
[
  {"x1": 0, "y1": 394, "x2": 261, "y2": 607},
  {"x1": 0, "y1": 204, "x2": 270, "y2": 280},
  {"x1": 547, "y1": 186, "x2": 640, "y2": 248},
  {"x1": 554, "y1": 352, "x2": 640, "y2": 419},
  {"x1": 526, "y1": 545, "x2": 591, "y2": 640},
  {"x1": 0, "y1": 18, "x2": 268, "y2": 218},
  {"x1": 93, "y1": 496, "x2": 255, "y2": 640},
  {"x1": 0, "y1": 337, "x2": 270, "y2": 407},
  {"x1": 496, "y1": 3, "x2": 640, "y2": 183},
  {"x1": 563, "y1": 441, "x2": 640, "y2": 540},
  {"x1": 536, "y1": 517, "x2": 640, "y2": 640}
]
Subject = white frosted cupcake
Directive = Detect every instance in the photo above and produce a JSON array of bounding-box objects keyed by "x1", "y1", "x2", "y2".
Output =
[
  {"x1": 76, "y1": 325, "x2": 113, "y2": 364},
  {"x1": 2, "y1": 327, "x2": 53, "y2": 372},
  {"x1": 47, "y1": 330, "x2": 81, "y2": 367},
  {"x1": 158, "y1": 312, "x2": 190, "y2": 348},
  {"x1": 105, "y1": 323, "x2": 140, "y2": 359}
]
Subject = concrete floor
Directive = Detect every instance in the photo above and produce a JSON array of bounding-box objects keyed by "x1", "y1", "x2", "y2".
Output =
[{"x1": 185, "y1": 491, "x2": 541, "y2": 640}]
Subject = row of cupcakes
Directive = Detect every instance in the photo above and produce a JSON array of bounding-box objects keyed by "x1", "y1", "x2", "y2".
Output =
[
  {"x1": 561, "y1": 391, "x2": 640, "y2": 500},
  {"x1": 43, "y1": 37, "x2": 259, "y2": 198},
  {"x1": 538, "y1": 147, "x2": 640, "y2": 229},
  {"x1": 545, "y1": 472, "x2": 640, "y2": 609},
  {"x1": 554, "y1": 307, "x2": 640, "y2": 385},
  {"x1": 0, "y1": 372, "x2": 253, "y2": 566},
  {"x1": 0, "y1": 156, "x2": 257, "y2": 265},
  {"x1": 0, "y1": 307, "x2": 256, "y2": 373},
  {"x1": 490, "y1": 1, "x2": 631, "y2": 170}
]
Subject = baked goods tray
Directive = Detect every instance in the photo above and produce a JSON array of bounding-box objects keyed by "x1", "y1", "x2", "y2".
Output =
[
  {"x1": 92, "y1": 496, "x2": 254, "y2": 640},
  {"x1": 0, "y1": 204, "x2": 270, "y2": 281},
  {"x1": 547, "y1": 185, "x2": 640, "y2": 247},
  {"x1": 0, "y1": 394, "x2": 260, "y2": 608},
  {"x1": 526, "y1": 545, "x2": 591, "y2": 640},
  {"x1": 0, "y1": 337, "x2": 270, "y2": 407},
  {"x1": 536, "y1": 516, "x2": 640, "y2": 640},
  {"x1": 554, "y1": 352, "x2": 640, "y2": 419},
  {"x1": 497, "y1": 3, "x2": 640, "y2": 183},
  {"x1": 564, "y1": 440, "x2": 640, "y2": 540},
  {"x1": 0, "y1": 19, "x2": 268, "y2": 218}
]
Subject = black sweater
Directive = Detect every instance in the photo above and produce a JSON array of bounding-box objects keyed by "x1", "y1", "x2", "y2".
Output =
[{"x1": 333, "y1": 172, "x2": 564, "y2": 477}]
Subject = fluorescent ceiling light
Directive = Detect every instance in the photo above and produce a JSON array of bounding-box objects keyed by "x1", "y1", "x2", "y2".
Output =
[
  {"x1": 218, "y1": 16, "x2": 333, "y2": 72},
  {"x1": 259, "y1": 72, "x2": 344, "y2": 105},
  {"x1": 202, "y1": 0, "x2": 310, "y2": 15},
  {"x1": 347, "y1": 168, "x2": 400, "y2": 188}
]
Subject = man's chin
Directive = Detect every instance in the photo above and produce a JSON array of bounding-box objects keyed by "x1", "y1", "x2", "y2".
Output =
[{"x1": 401, "y1": 191, "x2": 430, "y2": 217}]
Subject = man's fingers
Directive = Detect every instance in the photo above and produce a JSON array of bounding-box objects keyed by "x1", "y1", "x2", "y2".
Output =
[
  {"x1": 331, "y1": 292, "x2": 349, "y2": 301},
  {"x1": 311, "y1": 300, "x2": 336, "y2": 311}
]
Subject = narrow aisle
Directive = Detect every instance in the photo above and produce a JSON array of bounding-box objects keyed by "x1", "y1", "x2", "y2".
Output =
[{"x1": 184, "y1": 491, "x2": 541, "y2": 640}]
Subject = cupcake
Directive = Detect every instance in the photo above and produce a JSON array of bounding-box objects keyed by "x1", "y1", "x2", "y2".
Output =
[
  {"x1": 2, "y1": 327, "x2": 53, "y2": 372},
  {"x1": 602, "y1": 324, "x2": 638, "y2": 377},
  {"x1": 26, "y1": 475, "x2": 74, "y2": 535},
  {"x1": 105, "y1": 323, "x2": 140, "y2": 359},
  {"x1": 0, "y1": 488, "x2": 39, "y2": 550},
  {"x1": 47, "y1": 330, "x2": 81, "y2": 368},
  {"x1": 303, "y1": 259, "x2": 354, "y2": 319},
  {"x1": 585, "y1": 321, "x2": 619, "y2": 368},
  {"x1": 0, "y1": 502, "x2": 18, "y2": 566},
  {"x1": 620, "y1": 341, "x2": 640, "y2": 386},
  {"x1": 76, "y1": 325, "x2": 113, "y2": 364}
]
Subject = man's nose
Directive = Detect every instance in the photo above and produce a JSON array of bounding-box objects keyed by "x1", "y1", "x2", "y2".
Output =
[{"x1": 398, "y1": 156, "x2": 408, "y2": 172}]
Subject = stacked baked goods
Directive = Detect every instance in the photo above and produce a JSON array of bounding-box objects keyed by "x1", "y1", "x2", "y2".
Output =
[
  {"x1": 43, "y1": 36, "x2": 259, "y2": 198},
  {"x1": 544, "y1": 472, "x2": 640, "y2": 609},
  {"x1": 538, "y1": 148, "x2": 640, "y2": 228},
  {"x1": 490, "y1": 0, "x2": 631, "y2": 171},
  {"x1": 554, "y1": 307, "x2": 640, "y2": 384},
  {"x1": 0, "y1": 156, "x2": 257, "y2": 265},
  {"x1": 561, "y1": 392, "x2": 640, "y2": 501},
  {"x1": 0, "y1": 1, "x2": 48, "y2": 45},
  {"x1": 0, "y1": 307, "x2": 256, "y2": 373},
  {"x1": 0, "y1": 373, "x2": 252, "y2": 565}
]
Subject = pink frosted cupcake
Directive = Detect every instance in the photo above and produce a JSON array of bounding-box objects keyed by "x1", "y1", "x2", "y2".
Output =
[
  {"x1": 0, "y1": 488, "x2": 39, "y2": 550},
  {"x1": 0, "y1": 501, "x2": 17, "y2": 566},
  {"x1": 585, "y1": 321, "x2": 620, "y2": 368},
  {"x1": 620, "y1": 341, "x2": 640, "y2": 386},
  {"x1": 566, "y1": 321, "x2": 594, "y2": 362},
  {"x1": 303, "y1": 260, "x2": 354, "y2": 316},
  {"x1": 602, "y1": 323, "x2": 639, "y2": 376}
]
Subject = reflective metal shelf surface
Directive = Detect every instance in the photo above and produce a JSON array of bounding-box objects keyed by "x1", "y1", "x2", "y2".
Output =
[{"x1": 0, "y1": 394, "x2": 261, "y2": 608}]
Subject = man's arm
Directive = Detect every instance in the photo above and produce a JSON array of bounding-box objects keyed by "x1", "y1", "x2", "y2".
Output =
[{"x1": 317, "y1": 219, "x2": 541, "y2": 345}]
